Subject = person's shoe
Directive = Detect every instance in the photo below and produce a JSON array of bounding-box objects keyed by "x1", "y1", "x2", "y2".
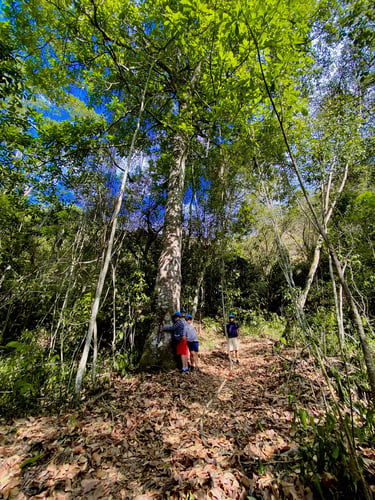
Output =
[
  {"x1": 181, "y1": 367, "x2": 189, "y2": 373},
  {"x1": 236, "y1": 359, "x2": 239, "y2": 364}
]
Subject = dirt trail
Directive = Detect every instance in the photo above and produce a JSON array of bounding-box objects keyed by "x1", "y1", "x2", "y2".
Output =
[{"x1": 0, "y1": 336, "x2": 329, "y2": 499}]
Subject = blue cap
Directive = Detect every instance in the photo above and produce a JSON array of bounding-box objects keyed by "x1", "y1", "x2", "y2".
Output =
[
  {"x1": 173, "y1": 311, "x2": 182, "y2": 318},
  {"x1": 185, "y1": 314, "x2": 192, "y2": 320},
  {"x1": 181, "y1": 309, "x2": 186, "y2": 313},
  {"x1": 229, "y1": 314, "x2": 235, "y2": 318}
]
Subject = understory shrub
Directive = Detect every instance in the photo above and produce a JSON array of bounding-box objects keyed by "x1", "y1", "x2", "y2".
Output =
[
  {"x1": 295, "y1": 408, "x2": 372, "y2": 499},
  {"x1": 0, "y1": 330, "x2": 70, "y2": 417},
  {"x1": 242, "y1": 310, "x2": 286, "y2": 338}
]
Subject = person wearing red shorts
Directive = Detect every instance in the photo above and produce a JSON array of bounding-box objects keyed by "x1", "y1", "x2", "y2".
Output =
[{"x1": 161, "y1": 312, "x2": 189, "y2": 373}]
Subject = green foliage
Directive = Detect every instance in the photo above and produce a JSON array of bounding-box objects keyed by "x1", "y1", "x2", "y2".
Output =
[
  {"x1": 295, "y1": 409, "x2": 366, "y2": 499},
  {"x1": 354, "y1": 405, "x2": 375, "y2": 448},
  {"x1": 0, "y1": 0, "x2": 373, "y2": 464},
  {"x1": 20, "y1": 453, "x2": 44, "y2": 469},
  {"x1": 0, "y1": 183, "x2": 160, "y2": 412},
  {"x1": 309, "y1": 307, "x2": 340, "y2": 355},
  {"x1": 241, "y1": 310, "x2": 286, "y2": 338},
  {"x1": 0, "y1": 331, "x2": 65, "y2": 417},
  {"x1": 112, "y1": 349, "x2": 139, "y2": 376},
  {"x1": 202, "y1": 317, "x2": 223, "y2": 336}
]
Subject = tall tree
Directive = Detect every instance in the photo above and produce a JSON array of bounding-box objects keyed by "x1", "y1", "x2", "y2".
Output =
[{"x1": 5, "y1": 0, "x2": 321, "y2": 378}]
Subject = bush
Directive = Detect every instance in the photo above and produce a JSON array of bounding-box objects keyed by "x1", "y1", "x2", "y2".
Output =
[
  {"x1": 241, "y1": 310, "x2": 286, "y2": 338},
  {"x1": 0, "y1": 330, "x2": 70, "y2": 417},
  {"x1": 202, "y1": 316, "x2": 223, "y2": 335},
  {"x1": 112, "y1": 349, "x2": 139, "y2": 376},
  {"x1": 295, "y1": 409, "x2": 371, "y2": 499}
]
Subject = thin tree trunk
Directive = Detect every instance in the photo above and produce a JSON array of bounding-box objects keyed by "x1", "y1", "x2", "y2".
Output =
[
  {"x1": 252, "y1": 32, "x2": 375, "y2": 401},
  {"x1": 338, "y1": 282, "x2": 345, "y2": 342},
  {"x1": 74, "y1": 68, "x2": 151, "y2": 394},
  {"x1": 51, "y1": 225, "x2": 85, "y2": 361},
  {"x1": 92, "y1": 321, "x2": 97, "y2": 383},
  {"x1": 0, "y1": 265, "x2": 11, "y2": 291},
  {"x1": 298, "y1": 235, "x2": 324, "y2": 309},
  {"x1": 191, "y1": 267, "x2": 205, "y2": 321},
  {"x1": 298, "y1": 163, "x2": 348, "y2": 310},
  {"x1": 328, "y1": 254, "x2": 345, "y2": 347},
  {"x1": 221, "y1": 269, "x2": 233, "y2": 370},
  {"x1": 112, "y1": 263, "x2": 116, "y2": 361}
]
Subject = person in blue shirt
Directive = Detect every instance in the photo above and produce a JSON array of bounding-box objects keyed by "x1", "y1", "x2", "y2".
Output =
[
  {"x1": 226, "y1": 314, "x2": 240, "y2": 364},
  {"x1": 161, "y1": 312, "x2": 189, "y2": 372}
]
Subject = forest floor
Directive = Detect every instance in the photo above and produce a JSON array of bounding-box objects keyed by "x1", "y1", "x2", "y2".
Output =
[{"x1": 1, "y1": 330, "x2": 374, "y2": 499}]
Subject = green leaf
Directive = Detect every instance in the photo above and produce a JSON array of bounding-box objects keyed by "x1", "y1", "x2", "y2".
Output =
[
  {"x1": 16, "y1": 381, "x2": 35, "y2": 396},
  {"x1": 6, "y1": 341, "x2": 31, "y2": 352},
  {"x1": 258, "y1": 459, "x2": 264, "y2": 474},
  {"x1": 299, "y1": 409, "x2": 308, "y2": 429},
  {"x1": 332, "y1": 445, "x2": 340, "y2": 459},
  {"x1": 20, "y1": 453, "x2": 44, "y2": 469}
]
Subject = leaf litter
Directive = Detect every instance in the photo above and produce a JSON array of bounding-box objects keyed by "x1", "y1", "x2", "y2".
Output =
[{"x1": 0, "y1": 333, "x2": 373, "y2": 499}]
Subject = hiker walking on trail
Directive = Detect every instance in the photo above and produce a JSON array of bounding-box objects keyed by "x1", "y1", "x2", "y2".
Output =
[
  {"x1": 226, "y1": 314, "x2": 240, "y2": 364},
  {"x1": 185, "y1": 314, "x2": 200, "y2": 372},
  {"x1": 161, "y1": 312, "x2": 189, "y2": 373}
]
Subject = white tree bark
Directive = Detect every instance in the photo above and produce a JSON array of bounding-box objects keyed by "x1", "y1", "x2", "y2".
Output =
[
  {"x1": 252, "y1": 28, "x2": 375, "y2": 401},
  {"x1": 298, "y1": 163, "x2": 348, "y2": 310},
  {"x1": 191, "y1": 269, "x2": 205, "y2": 321},
  {"x1": 74, "y1": 69, "x2": 151, "y2": 394}
]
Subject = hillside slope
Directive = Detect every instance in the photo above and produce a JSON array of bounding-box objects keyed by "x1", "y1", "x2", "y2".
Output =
[{"x1": 1, "y1": 334, "x2": 371, "y2": 499}]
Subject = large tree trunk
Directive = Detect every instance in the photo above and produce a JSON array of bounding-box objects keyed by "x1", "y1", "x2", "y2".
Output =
[{"x1": 139, "y1": 132, "x2": 187, "y2": 370}]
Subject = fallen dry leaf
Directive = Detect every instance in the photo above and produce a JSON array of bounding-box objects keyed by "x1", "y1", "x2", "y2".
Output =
[
  {"x1": 0, "y1": 335, "x2": 364, "y2": 500},
  {"x1": 81, "y1": 478, "x2": 100, "y2": 493}
]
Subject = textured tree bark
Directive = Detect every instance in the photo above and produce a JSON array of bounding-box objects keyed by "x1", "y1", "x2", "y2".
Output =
[
  {"x1": 298, "y1": 235, "x2": 323, "y2": 310},
  {"x1": 139, "y1": 131, "x2": 187, "y2": 370},
  {"x1": 191, "y1": 269, "x2": 205, "y2": 321}
]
